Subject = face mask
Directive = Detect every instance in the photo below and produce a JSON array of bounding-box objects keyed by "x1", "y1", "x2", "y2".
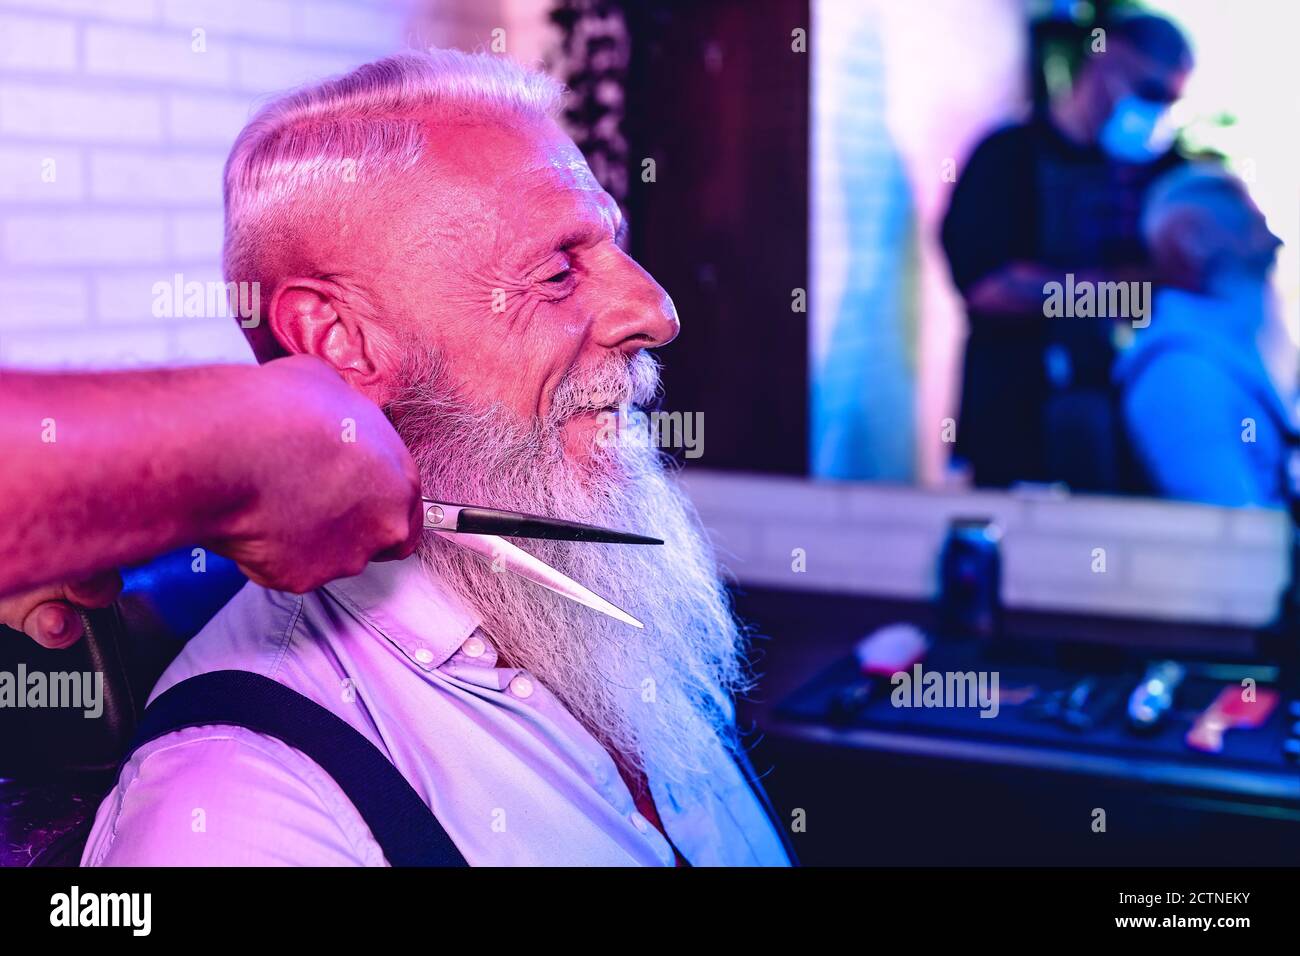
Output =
[{"x1": 1098, "y1": 95, "x2": 1176, "y2": 163}]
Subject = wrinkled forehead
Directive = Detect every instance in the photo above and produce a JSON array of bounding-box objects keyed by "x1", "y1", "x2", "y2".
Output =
[
  {"x1": 520, "y1": 128, "x2": 602, "y2": 192},
  {"x1": 408, "y1": 113, "x2": 615, "y2": 249}
]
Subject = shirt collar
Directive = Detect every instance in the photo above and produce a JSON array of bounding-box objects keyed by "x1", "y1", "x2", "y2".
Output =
[{"x1": 322, "y1": 555, "x2": 483, "y2": 671}]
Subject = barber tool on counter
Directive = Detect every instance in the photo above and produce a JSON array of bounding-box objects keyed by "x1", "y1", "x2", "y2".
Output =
[
  {"x1": 1186, "y1": 685, "x2": 1280, "y2": 753},
  {"x1": 1288, "y1": 700, "x2": 1300, "y2": 763},
  {"x1": 828, "y1": 623, "x2": 931, "y2": 722},
  {"x1": 1126, "y1": 661, "x2": 1186, "y2": 734},
  {"x1": 1026, "y1": 677, "x2": 1121, "y2": 732}
]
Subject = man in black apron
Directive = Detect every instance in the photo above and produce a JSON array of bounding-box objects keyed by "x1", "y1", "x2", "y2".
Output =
[{"x1": 941, "y1": 12, "x2": 1192, "y2": 491}]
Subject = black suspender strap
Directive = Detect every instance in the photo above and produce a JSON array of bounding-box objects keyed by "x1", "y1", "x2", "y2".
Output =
[
  {"x1": 733, "y1": 738, "x2": 800, "y2": 866},
  {"x1": 128, "y1": 670, "x2": 793, "y2": 867},
  {"x1": 127, "y1": 670, "x2": 468, "y2": 867}
]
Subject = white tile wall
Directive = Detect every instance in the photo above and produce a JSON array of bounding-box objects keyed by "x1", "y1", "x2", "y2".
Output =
[
  {"x1": 0, "y1": 0, "x2": 545, "y2": 369},
  {"x1": 681, "y1": 470, "x2": 1291, "y2": 628}
]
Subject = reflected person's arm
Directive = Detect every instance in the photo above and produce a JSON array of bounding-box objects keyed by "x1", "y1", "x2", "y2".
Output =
[
  {"x1": 941, "y1": 127, "x2": 1158, "y2": 319},
  {"x1": 965, "y1": 263, "x2": 1160, "y2": 318}
]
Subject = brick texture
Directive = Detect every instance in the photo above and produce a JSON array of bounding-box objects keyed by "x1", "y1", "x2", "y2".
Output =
[
  {"x1": 680, "y1": 470, "x2": 1289, "y2": 627},
  {"x1": 0, "y1": 0, "x2": 535, "y2": 367}
]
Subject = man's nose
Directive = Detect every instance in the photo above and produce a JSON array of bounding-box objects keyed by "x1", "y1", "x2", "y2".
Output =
[{"x1": 591, "y1": 256, "x2": 680, "y2": 353}]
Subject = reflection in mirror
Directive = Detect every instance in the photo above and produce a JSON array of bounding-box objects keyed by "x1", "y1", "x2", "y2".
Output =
[{"x1": 810, "y1": 0, "x2": 1299, "y2": 509}]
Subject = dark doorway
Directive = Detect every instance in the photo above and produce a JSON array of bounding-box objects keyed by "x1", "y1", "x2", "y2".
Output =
[{"x1": 624, "y1": 0, "x2": 810, "y2": 475}]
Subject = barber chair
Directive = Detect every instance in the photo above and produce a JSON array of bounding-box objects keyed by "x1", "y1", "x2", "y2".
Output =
[{"x1": 0, "y1": 549, "x2": 248, "y2": 865}]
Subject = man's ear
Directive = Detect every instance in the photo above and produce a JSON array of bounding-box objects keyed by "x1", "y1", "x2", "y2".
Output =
[
  {"x1": 268, "y1": 279, "x2": 383, "y2": 391},
  {"x1": 1174, "y1": 223, "x2": 1220, "y2": 284}
]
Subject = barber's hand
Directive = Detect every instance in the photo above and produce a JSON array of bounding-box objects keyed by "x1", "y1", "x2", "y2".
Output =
[
  {"x1": 0, "y1": 571, "x2": 123, "y2": 649},
  {"x1": 204, "y1": 355, "x2": 424, "y2": 594}
]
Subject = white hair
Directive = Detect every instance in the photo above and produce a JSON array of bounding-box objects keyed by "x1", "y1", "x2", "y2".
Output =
[
  {"x1": 223, "y1": 49, "x2": 565, "y2": 358},
  {"x1": 385, "y1": 346, "x2": 752, "y2": 802},
  {"x1": 1142, "y1": 162, "x2": 1250, "y2": 250}
]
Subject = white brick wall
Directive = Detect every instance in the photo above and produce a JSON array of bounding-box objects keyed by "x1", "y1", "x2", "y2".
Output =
[
  {"x1": 681, "y1": 471, "x2": 1291, "y2": 627},
  {"x1": 0, "y1": 0, "x2": 544, "y2": 369},
  {"x1": 0, "y1": 13, "x2": 78, "y2": 71}
]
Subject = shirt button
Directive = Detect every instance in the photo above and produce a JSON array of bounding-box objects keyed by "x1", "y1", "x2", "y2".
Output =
[
  {"x1": 629, "y1": 812, "x2": 650, "y2": 834},
  {"x1": 414, "y1": 648, "x2": 435, "y2": 665},
  {"x1": 508, "y1": 675, "x2": 534, "y2": 699},
  {"x1": 462, "y1": 636, "x2": 486, "y2": 658}
]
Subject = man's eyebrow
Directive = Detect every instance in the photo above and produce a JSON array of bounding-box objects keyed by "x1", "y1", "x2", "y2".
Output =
[{"x1": 524, "y1": 212, "x2": 625, "y2": 258}]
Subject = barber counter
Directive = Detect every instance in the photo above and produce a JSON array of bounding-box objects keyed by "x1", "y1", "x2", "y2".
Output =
[{"x1": 735, "y1": 587, "x2": 1300, "y2": 866}]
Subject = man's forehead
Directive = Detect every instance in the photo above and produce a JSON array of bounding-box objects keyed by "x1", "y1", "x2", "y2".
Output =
[
  {"x1": 415, "y1": 116, "x2": 610, "y2": 211},
  {"x1": 523, "y1": 141, "x2": 602, "y2": 192},
  {"x1": 505, "y1": 139, "x2": 613, "y2": 219},
  {"x1": 403, "y1": 115, "x2": 618, "y2": 259},
  {"x1": 416, "y1": 115, "x2": 590, "y2": 188}
]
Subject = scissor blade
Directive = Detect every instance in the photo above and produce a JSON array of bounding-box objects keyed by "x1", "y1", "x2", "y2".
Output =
[
  {"x1": 433, "y1": 530, "x2": 643, "y2": 629},
  {"x1": 422, "y1": 498, "x2": 662, "y2": 545},
  {"x1": 456, "y1": 506, "x2": 663, "y2": 545}
]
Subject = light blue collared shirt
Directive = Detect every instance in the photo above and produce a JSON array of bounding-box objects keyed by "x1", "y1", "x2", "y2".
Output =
[
  {"x1": 1117, "y1": 283, "x2": 1295, "y2": 508},
  {"x1": 82, "y1": 556, "x2": 790, "y2": 866}
]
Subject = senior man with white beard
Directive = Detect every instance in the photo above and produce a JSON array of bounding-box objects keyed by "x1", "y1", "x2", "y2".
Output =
[{"x1": 82, "y1": 50, "x2": 791, "y2": 867}]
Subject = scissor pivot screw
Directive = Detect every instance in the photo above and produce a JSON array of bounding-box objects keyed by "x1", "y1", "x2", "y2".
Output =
[{"x1": 425, "y1": 504, "x2": 444, "y2": 525}]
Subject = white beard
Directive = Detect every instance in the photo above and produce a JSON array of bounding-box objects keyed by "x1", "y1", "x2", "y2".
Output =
[{"x1": 385, "y1": 348, "x2": 751, "y2": 804}]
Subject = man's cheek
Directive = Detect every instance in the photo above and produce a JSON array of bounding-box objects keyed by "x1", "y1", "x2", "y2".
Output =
[{"x1": 501, "y1": 348, "x2": 569, "y2": 420}]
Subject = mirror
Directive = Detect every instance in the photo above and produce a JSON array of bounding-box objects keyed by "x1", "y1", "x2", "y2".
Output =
[{"x1": 809, "y1": 0, "x2": 1300, "y2": 509}]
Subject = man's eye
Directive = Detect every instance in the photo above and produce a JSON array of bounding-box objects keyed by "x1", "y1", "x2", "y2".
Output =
[{"x1": 543, "y1": 267, "x2": 571, "y2": 283}]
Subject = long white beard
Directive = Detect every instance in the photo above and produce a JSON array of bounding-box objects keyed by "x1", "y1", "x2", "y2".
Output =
[{"x1": 385, "y1": 348, "x2": 751, "y2": 804}]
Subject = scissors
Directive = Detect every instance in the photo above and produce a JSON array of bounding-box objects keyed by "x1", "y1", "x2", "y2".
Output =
[{"x1": 422, "y1": 498, "x2": 661, "y2": 629}]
